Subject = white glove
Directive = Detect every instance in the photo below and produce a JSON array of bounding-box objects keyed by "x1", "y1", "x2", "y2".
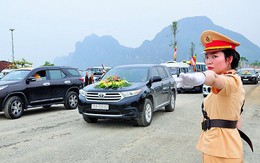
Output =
[{"x1": 175, "y1": 72, "x2": 206, "y2": 87}]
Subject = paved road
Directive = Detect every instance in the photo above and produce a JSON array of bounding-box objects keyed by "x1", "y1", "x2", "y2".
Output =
[{"x1": 0, "y1": 84, "x2": 259, "y2": 163}]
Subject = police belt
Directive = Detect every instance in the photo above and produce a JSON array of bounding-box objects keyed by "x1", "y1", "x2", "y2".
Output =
[
  {"x1": 201, "y1": 103, "x2": 254, "y2": 152},
  {"x1": 201, "y1": 119, "x2": 237, "y2": 131}
]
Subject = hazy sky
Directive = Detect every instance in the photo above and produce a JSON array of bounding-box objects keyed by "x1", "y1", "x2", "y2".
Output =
[{"x1": 1, "y1": 0, "x2": 260, "y2": 67}]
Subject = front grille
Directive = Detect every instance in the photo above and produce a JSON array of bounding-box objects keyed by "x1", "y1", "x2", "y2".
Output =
[
  {"x1": 242, "y1": 76, "x2": 253, "y2": 79},
  {"x1": 86, "y1": 92, "x2": 123, "y2": 102}
]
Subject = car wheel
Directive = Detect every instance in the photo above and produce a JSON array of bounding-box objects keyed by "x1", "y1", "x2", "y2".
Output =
[
  {"x1": 199, "y1": 86, "x2": 203, "y2": 93},
  {"x1": 64, "y1": 91, "x2": 78, "y2": 110},
  {"x1": 4, "y1": 96, "x2": 24, "y2": 119},
  {"x1": 136, "y1": 98, "x2": 153, "y2": 127},
  {"x1": 83, "y1": 115, "x2": 98, "y2": 123},
  {"x1": 165, "y1": 93, "x2": 175, "y2": 112}
]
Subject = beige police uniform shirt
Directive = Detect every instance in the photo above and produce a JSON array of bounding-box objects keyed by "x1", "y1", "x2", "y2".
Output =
[{"x1": 196, "y1": 70, "x2": 245, "y2": 158}]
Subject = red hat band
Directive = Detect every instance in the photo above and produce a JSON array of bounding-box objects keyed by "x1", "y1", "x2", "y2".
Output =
[{"x1": 205, "y1": 40, "x2": 236, "y2": 51}]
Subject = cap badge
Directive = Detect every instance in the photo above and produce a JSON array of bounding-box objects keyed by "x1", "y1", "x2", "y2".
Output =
[{"x1": 205, "y1": 35, "x2": 212, "y2": 43}]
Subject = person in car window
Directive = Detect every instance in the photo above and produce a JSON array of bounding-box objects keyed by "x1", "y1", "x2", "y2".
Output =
[
  {"x1": 176, "y1": 30, "x2": 249, "y2": 162},
  {"x1": 33, "y1": 73, "x2": 42, "y2": 81}
]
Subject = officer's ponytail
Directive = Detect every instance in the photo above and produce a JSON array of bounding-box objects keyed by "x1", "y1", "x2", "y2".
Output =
[{"x1": 222, "y1": 49, "x2": 240, "y2": 69}]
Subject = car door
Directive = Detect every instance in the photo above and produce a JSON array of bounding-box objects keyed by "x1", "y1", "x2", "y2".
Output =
[
  {"x1": 26, "y1": 70, "x2": 51, "y2": 105},
  {"x1": 47, "y1": 69, "x2": 68, "y2": 101},
  {"x1": 156, "y1": 66, "x2": 171, "y2": 104},
  {"x1": 150, "y1": 67, "x2": 164, "y2": 108}
]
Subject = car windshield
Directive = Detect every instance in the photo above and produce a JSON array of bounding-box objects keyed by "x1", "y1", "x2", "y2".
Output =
[
  {"x1": 239, "y1": 69, "x2": 254, "y2": 75},
  {"x1": 0, "y1": 72, "x2": 4, "y2": 79},
  {"x1": 78, "y1": 70, "x2": 86, "y2": 77},
  {"x1": 1, "y1": 70, "x2": 31, "y2": 81},
  {"x1": 101, "y1": 67, "x2": 149, "y2": 82}
]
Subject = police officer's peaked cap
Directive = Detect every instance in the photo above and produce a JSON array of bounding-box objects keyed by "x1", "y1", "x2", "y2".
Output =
[{"x1": 201, "y1": 30, "x2": 240, "y2": 52}]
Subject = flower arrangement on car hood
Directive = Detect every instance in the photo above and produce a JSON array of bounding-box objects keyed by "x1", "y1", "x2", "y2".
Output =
[
  {"x1": 241, "y1": 71, "x2": 251, "y2": 75},
  {"x1": 95, "y1": 75, "x2": 131, "y2": 89}
]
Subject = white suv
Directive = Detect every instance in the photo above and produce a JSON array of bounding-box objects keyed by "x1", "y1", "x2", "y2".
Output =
[{"x1": 202, "y1": 84, "x2": 211, "y2": 97}]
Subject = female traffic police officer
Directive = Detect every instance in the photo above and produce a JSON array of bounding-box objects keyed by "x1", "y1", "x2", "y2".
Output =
[{"x1": 176, "y1": 30, "x2": 253, "y2": 162}]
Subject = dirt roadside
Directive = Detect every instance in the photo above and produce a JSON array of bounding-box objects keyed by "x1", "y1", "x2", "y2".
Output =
[{"x1": 242, "y1": 84, "x2": 260, "y2": 162}]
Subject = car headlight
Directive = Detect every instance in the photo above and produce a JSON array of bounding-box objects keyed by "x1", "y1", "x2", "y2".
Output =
[
  {"x1": 79, "y1": 89, "x2": 86, "y2": 97},
  {"x1": 0, "y1": 85, "x2": 8, "y2": 90},
  {"x1": 121, "y1": 89, "x2": 141, "y2": 97}
]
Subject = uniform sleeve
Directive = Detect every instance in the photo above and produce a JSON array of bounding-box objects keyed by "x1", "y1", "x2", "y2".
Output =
[{"x1": 212, "y1": 75, "x2": 240, "y2": 96}]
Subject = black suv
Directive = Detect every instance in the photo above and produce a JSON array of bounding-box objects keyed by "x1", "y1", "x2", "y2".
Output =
[
  {"x1": 0, "y1": 66, "x2": 83, "y2": 119},
  {"x1": 238, "y1": 68, "x2": 259, "y2": 84},
  {"x1": 78, "y1": 64, "x2": 177, "y2": 127}
]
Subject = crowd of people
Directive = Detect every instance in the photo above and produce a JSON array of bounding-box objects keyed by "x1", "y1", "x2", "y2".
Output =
[
  {"x1": 84, "y1": 70, "x2": 106, "y2": 86},
  {"x1": 84, "y1": 72, "x2": 93, "y2": 86}
]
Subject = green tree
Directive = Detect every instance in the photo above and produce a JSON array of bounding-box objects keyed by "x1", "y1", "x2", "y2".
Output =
[
  {"x1": 16, "y1": 58, "x2": 33, "y2": 68},
  {"x1": 250, "y1": 60, "x2": 260, "y2": 67},
  {"x1": 9, "y1": 62, "x2": 18, "y2": 69},
  {"x1": 9, "y1": 58, "x2": 33, "y2": 69},
  {"x1": 239, "y1": 56, "x2": 248, "y2": 68},
  {"x1": 171, "y1": 21, "x2": 178, "y2": 61},
  {"x1": 189, "y1": 42, "x2": 195, "y2": 59},
  {"x1": 43, "y1": 61, "x2": 54, "y2": 66}
]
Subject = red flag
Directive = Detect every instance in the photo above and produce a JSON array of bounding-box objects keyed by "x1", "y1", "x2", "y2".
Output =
[
  {"x1": 173, "y1": 46, "x2": 177, "y2": 61},
  {"x1": 190, "y1": 55, "x2": 197, "y2": 71},
  {"x1": 190, "y1": 55, "x2": 196, "y2": 66}
]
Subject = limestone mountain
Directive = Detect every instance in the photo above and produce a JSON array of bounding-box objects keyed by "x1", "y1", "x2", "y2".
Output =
[{"x1": 54, "y1": 16, "x2": 260, "y2": 69}]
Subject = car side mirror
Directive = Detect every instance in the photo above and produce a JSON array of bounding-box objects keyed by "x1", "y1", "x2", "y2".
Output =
[
  {"x1": 151, "y1": 76, "x2": 162, "y2": 82},
  {"x1": 26, "y1": 76, "x2": 37, "y2": 84}
]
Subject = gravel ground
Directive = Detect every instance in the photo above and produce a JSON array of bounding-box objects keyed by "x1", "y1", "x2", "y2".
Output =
[{"x1": 0, "y1": 84, "x2": 259, "y2": 163}]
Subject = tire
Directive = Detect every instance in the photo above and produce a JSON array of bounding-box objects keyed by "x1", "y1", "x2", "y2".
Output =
[
  {"x1": 165, "y1": 93, "x2": 176, "y2": 112},
  {"x1": 4, "y1": 96, "x2": 24, "y2": 119},
  {"x1": 83, "y1": 115, "x2": 98, "y2": 123},
  {"x1": 136, "y1": 99, "x2": 153, "y2": 127},
  {"x1": 199, "y1": 86, "x2": 203, "y2": 93},
  {"x1": 64, "y1": 91, "x2": 78, "y2": 110}
]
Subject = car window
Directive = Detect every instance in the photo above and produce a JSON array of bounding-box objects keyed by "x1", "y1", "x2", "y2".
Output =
[
  {"x1": 67, "y1": 69, "x2": 81, "y2": 77},
  {"x1": 167, "y1": 67, "x2": 178, "y2": 75},
  {"x1": 179, "y1": 67, "x2": 188, "y2": 73},
  {"x1": 49, "y1": 70, "x2": 66, "y2": 80},
  {"x1": 163, "y1": 67, "x2": 171, "y2": 78},
  {"x1": 239, "y1": 69, "x2": 255, "y2": 75},
  {"x1": 102, "y1": 67, "x2": 149, "y2": 82},
  {"x1": 196, "y1": 64, "x2": 207, "y2": 72},
  {"x1": 156, "y1": 67, "x2": 167, "y2": 79},
  {"x1": 32, "y1": 70, "x2": 47, "y2": 81},
  {"x1": 1, "y1": 70, "x2": 31, "y2": 81},
  {"x1": 151, "y1": 67, "x2": 160, "y2": 78},
  {"x1": 78, "y1": 70, "x2": 86, "y2": 77}
]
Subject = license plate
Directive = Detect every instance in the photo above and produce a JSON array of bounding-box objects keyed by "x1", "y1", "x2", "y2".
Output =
[
  {"x1": 91, "y1": 104, "x2": 109, "y2": 110},
  {"x1": 243, "y1": 79, "x2": 249, "y2": 81}
]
